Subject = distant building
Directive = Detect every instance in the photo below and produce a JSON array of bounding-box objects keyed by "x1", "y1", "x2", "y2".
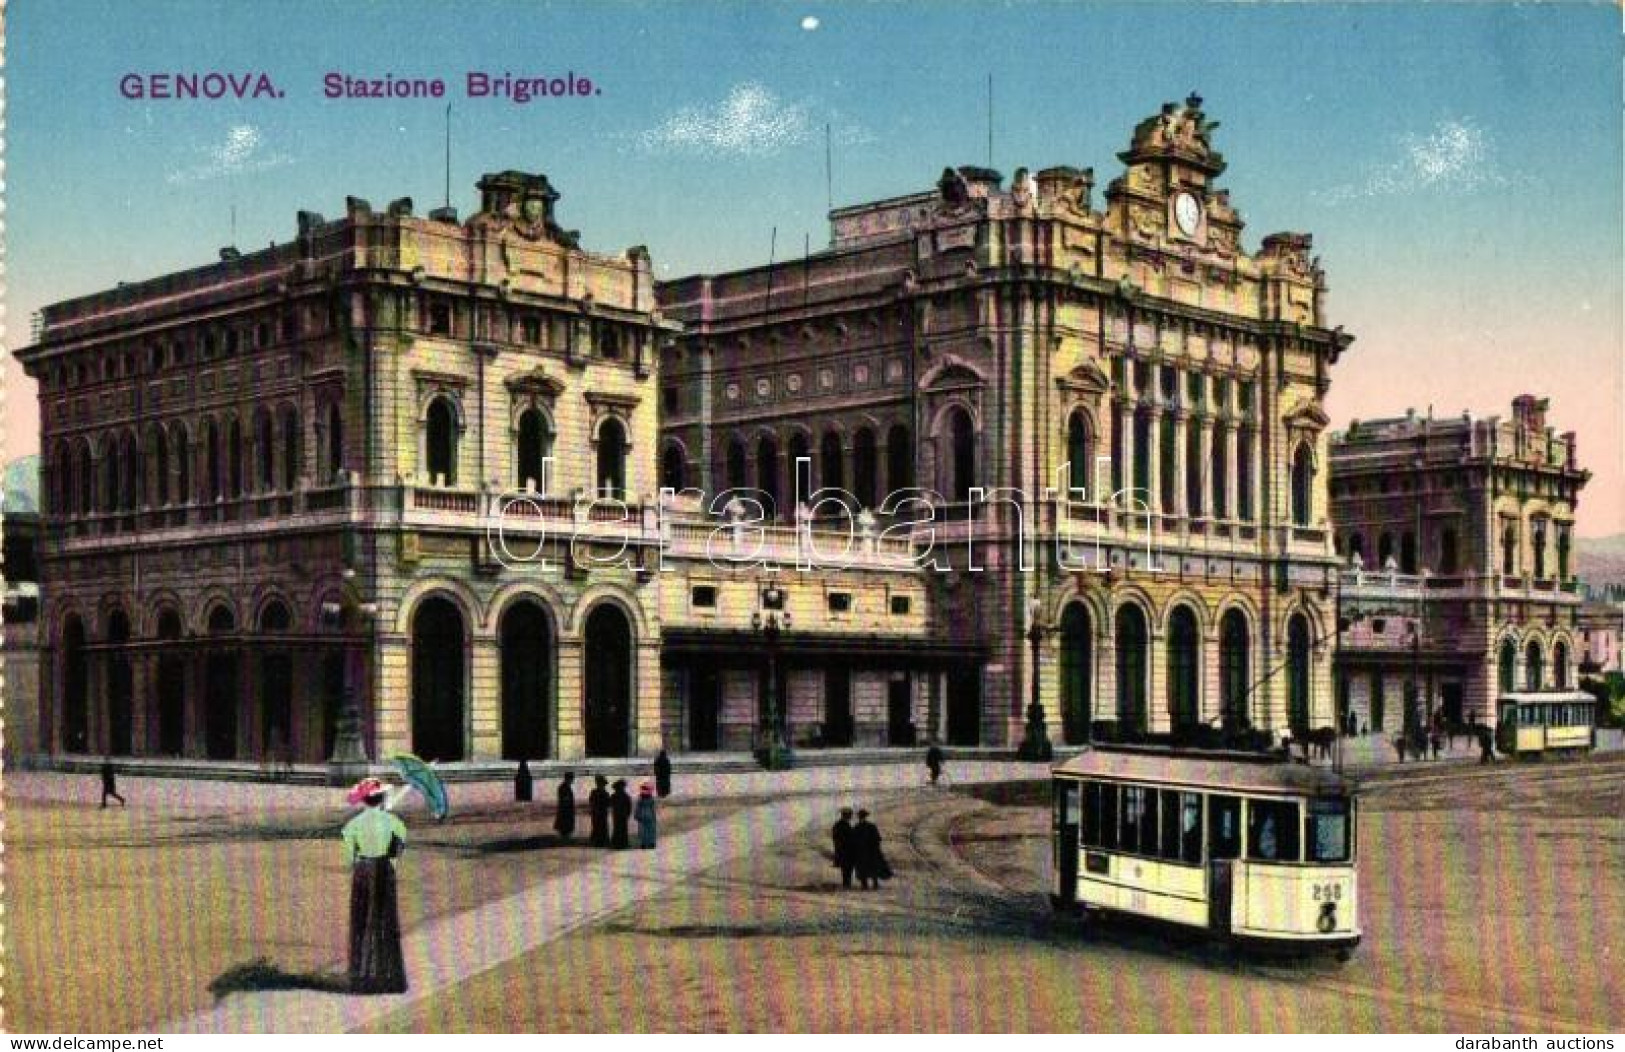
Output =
[
  {"x1": 1329, "y1": 397, "x2": 1590, "y2": 731},
  {"x1": 1576, "y1": 601, "x2": 1623, "y2": 677},
  {"x1": 3, "y1": 455, "x2": 43, "y2": 761}
]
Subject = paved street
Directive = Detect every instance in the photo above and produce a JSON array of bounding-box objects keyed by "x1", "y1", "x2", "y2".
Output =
[{"x1": 7, "y1": 750, "x2": 1624, "y2": 1032}]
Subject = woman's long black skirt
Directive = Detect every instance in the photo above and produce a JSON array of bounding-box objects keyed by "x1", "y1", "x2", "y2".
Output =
[{"x1": 348, "y1": 858, "x2": 408, "y2": 994}]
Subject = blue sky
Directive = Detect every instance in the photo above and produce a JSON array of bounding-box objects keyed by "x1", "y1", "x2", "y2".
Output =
[{"x1": 5, "y1": 1, "x2": 1621, "y2": 532}]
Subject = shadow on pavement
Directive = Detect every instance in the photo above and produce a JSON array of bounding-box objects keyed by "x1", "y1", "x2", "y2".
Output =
[{"x1": 208, "y1": 959, "x2": 350, "y2": 1001}]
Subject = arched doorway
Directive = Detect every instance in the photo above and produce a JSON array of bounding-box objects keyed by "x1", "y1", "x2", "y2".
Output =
[
  {"x1": 1524, "y1": 641, "x2": 1543, "y2": 691},
  {"x1": 426, "y1": 397, "x2": 459, "y2": 485},
  {"x1": 584, "y1": 604, "x2": 633, "y2": 757},
  {"x1": 1220, "y1": 609, "x2": 1250, "y2": 731},
  {"x1": 947, "y1": 408, "x2": 976, "y2": 503},
  {"x1": 1167, "y1": 606, "x2": 1200, "y2": 733},
  {"x1": 500, "y1": 601, "x2": 553, "y2": 761},
  {"x1": 1059, "y1": 604, "x2": 1093, "y2": 745},
  {"x1": 205, "y1": 606, "x2": 239, "y2": 760},
  {"x1": 1115, "y1": 604, "x2": 1148, "y2": 734},
  {"x1": 1553, "y1": 641, "x2": 1569, "y2": 689},
  {"x1": 106, "y1": 611, "x2": 134, "y2": 755},
  {"x1": 156, "y1": 610, "x2": 186, "y2": 756},
  {"x1": 1498, "y1": 639, "x2": 1517, "y2": 695},
  {"x1": 62, "y1": 616, "x2": 89, "y2": 753},
  {"x1": 412, "y1": 597, "x2": 466, "y2": 762},
  {"x1": 259, "y1": 601, "x2": 292, "y2": 763},
  {"x1": 1288, "y1": 614, "x2": 1312, "y2": 735}
]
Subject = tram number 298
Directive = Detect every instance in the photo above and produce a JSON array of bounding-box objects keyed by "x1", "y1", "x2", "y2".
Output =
[{"x1": 1312, "y1": 883, "x2": 1344, "y2": 903}]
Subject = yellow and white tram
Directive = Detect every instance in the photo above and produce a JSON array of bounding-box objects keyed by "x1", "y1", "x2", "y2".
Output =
[
  {"x1": 1494, "y1": 691, "x2": 1596, "y2": 758},
  {"x1": 1051, "y1": 746, "x2": 1360, "y2": 954}
]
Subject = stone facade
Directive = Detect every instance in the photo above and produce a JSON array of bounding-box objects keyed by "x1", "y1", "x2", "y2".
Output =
[
  {"x1": 1329, "y1": 396, "x2": 1590, "y2": 732},
  {"x1": 16, "y1": 174, "x2": 942, "y2": 767},
  {"x1": 660, "y1": 96, "x2": 1349, "y2": 747}
]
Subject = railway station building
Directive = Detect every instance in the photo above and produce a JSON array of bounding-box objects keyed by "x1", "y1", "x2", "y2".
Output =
[{"x1": 1328, "y1": 397, "x2": 1590, "y2": 733}]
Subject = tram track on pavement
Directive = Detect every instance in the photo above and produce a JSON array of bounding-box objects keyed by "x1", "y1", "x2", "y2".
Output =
[{"x1": 920, "y1": 785, "x2": 1623, "y2": 1034}]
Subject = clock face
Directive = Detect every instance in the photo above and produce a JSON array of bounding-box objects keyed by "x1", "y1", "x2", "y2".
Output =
[{"x1": 1174, "y1": 192, "x2": 1202, "y2": 237}]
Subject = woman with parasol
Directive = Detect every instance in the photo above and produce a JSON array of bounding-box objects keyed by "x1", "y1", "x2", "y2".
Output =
[{"x1": 341, "y1": 777, "x2": 409, "y2": 994}]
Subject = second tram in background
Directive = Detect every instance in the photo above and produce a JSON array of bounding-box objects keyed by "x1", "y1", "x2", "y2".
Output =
[
  {"x1": 1495, "y1": 691, "x2": 1597, "y2": 759},
  {"x1": 1051, "y1": 745, "x2": 1360, "y2": 957}
]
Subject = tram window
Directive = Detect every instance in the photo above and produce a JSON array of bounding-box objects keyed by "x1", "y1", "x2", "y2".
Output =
[
  {"x1": 1138, "y1": 789, "x2": 1159, "y2": 855},
  {"x1": 1099, "y1": 784, "x2": 1119, "y2": 850},
  {"x1": 1306, "y1": 798, "x2": 1351, "y2": 863},
  {"x1": 1081, "y1": 782, "x2": 1101, "y2": 846},
  {"x1": 1160, "y1": 790, "x2": 1182, "y2": 859},
  {"x1": 1181, "y1": 793, "x2": 1203, "y2": 864},
  {"x1": 1247, "y1": 800, "x2": 1301, "y2": 862},
  {"x1": 1122, "y1": 787, "x2": 1147, "y2": 853},
  {"x1": 1209, "y1": 795, "x2": 1241, "y2": 860}
]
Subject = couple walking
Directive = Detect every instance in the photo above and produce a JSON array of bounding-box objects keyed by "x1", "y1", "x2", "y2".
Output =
[{"x1": 830, "y1": 807, "x2": 891, "y2": 889}]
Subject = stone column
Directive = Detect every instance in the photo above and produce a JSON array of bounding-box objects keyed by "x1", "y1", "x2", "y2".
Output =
[
  {"x1": 1225, "y1": 425, "x2": 1240, "y2": 525},
  {"x1": 1172, "y1": 410, "x2": 1189, "y2": 519},
  {"x1": 1146, "y1": 407, "x2": 1163, "y2": 515},
  {"x1": 130, "y1": 653, "x2": 152, "y2": 756},
  {"x1": 1198, "y1": 417, "x2": 1214, "y2": 521}
]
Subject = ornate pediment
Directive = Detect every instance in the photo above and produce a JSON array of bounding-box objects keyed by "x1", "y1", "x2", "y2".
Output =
[
  {"x1": 505, "y1": 365, "x2": 566, "y2": 399},
  {"x1": 1282, "y1": 399, "x2": 1331, "y2": 430},
  {"x1": 920, "y1": 358, "x2": 986, "y2": 392},
  {"x1": 1055, "y1": 360, "x2": 1111, "y2": 397},
  {"x1": 1117, "y1": 93, "x2": 1226, "y2": 178},
  {"x1": 467, "y1": 170, "x2": 581, "y2": 248}
]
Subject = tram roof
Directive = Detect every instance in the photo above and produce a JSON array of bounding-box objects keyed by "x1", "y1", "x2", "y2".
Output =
[
  {"x1": 1053, "y1": 746, "x2": 1354, "y2": 796},
  {"x1": 1497, "y1": 691, "x2": 1595, "y2": 704}
]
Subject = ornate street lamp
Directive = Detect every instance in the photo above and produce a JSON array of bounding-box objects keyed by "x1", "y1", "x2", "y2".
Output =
[
  {"x1": 752, "y1": 584, "x2": 794, "y2": 770},
  {"x1": 1019, "y1": 596, "x2": 1056, "y2": 761},
  {"x1": 325, "y1": 571, "x2": 378, "y2": 786}
]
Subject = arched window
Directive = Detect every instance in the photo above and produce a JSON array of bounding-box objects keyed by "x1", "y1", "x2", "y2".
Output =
[
  {"x1": 597, "y1": 417, "x2": 627, "y2": 500},
  {"x1": 1167, "y1": 606, "x2": 1200, "y2": 731},
  {"x1": 1502, "y1": 522, "x2": 1517, "y2": 576},
  {"x1": 1066, "y1": 412, "x2": 1091, "y2": 498},
  {"x1": 788, "y1": 432, "x2": 811, "y2": 497},
  {"x1": 1552, "y1": 641, "x2": 1569, "y2": 690},
  {"x1": 51, "y1": 440, "x2": 71, "y2": 515},
  {"x1": 517, "y1": 408, "x2": 549, "y2": 490},
  {"x1": 259, "y1": 600, "x2": 291, "y2": 632},
  {"x1": 1440, "y1": 528, "x2": 1459, "y2": 575},
  {"x1": 756, "y1": 434, "x2": 780, "y2": 514},
  {"x1": 853, "y1": 428, "x2": 878, "y2": 509},
  {"x1": 227, "y1": 417, "x2": 244, "y2": 498},
  {"x1": 1348, "y1": 533, "x2": 1366, "y2": 565},
  {"x1": 1059, "y1": 604, "x2": 1093, "y2": 745},
  {"x1": 172, "y1": 423, "x2": 191, "y2": 505},
  {"x1": 726, "y1": 438, "x2": 747, "y2": 492},
  {"x1": 122, "y1": 432, "x2": 140, "y2": 511},
  {"x1": 1524, "y1": 641, "x2": 1543, "y2": 691},
  {"x1": 947, "y1": 408, "x2": 976, "y2": 503},
  {"x1": 1237, "y1": 426, "x2": 1256, "y2": 522},
  {"x1": 280, "y1": 407, "x2": 300, "y2": 491},
  {"x1": 1114, "y1": 604, "x2": 1148, "y2": 733},
  {"x1": 255, "y1": 408, "x2": 275, "y2": 491},
  {"x1": 1291, "y1": 443, "x2": 1313, "y2": 527},
  {"x1": 1532, "y1": 519, "x2": 1548, "y2": 579},
  {"x1": 1220, "y1": 609, "x2": 1250, "y2": 730},
  {"x1": 1288, "y1": 613, "x2": 1312, "y2": 734},
  {"x1": 426, "y1": 397, "x2": 459, "y2": 485},
  {"x1": 326, "y1": 402, "x2": 345, "y2": 481},
  {"x1": 1401, "y1": 532, "x2": 1417, "y2": 574},
  {"x1": 151, "y1": 426, "x2": 170, "y2": 507},
  {"x1": 1498, "y1": 640, "x2": 1517, "y2": 694},
  {"x1": 1211, "y1": 424, "x2": 1230, "y2": 519},
  {"x1": 102, "y1": 438, "x2": 121, "y2": 512},
  {"x1": 1378, "y1": 532, "x2": 1395, "y2": 569},
  {"x1": 886, "y1": 423, "x2": 913, "y2": 494},
  {"x1": 660, "y1": 443, "x2": 686, "y2": 492},
  {"x1": 76, "y1": 443, "x2": 93, "y2": 514},
  {"x1": 820, "y1": 431, "x2": 844, "y2": 493},
  {"x1": 205, "y1": 420, "x2": 223, "y2": 502}
]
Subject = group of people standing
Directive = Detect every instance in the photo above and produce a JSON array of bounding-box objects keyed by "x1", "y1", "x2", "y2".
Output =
[
  {"x1": 544, "y1": 749, "x2": 673, "y2": 851},
  {"x1": 830, "y1": 807, "x2": 891, "y2": 889}
]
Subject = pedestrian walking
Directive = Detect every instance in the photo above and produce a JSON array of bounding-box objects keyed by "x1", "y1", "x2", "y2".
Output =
[
  {"x1": 610, "y1": 778, "x2": 633, "y2": 849},
  {"x1": 342, "y1": 777, "x2": 409, "y2": 994},
  {"x1": 925, "y1": 744, "x2": 944, "y2": 786},
  {"x1": 831, "y1": 807, "x2": 855, "y2": 889},
  {"x1": 852, "y1": 809, "x2": 891, "y2": 889},
  {"x1": 99, "y1": 758, "x2": 126, "y2": 808},
  {"x1": 554, "y1": 771, "x2": 577, "y2": 842},
  {"x1": 588, "y1": 775, "x2": 611, "y2": 847},
  {"x1": 1477, "y1": 725, "x2": 1495, "y2": 764},
  {"x1": 514, "y1": 759, "x2": 533, "y2": 803},
  {"x1": 634, "y1": 782, "x2": 659, "y2": 848},
  {"x1": 653, "y1": 748, "x2": 673, "y2": 799}
]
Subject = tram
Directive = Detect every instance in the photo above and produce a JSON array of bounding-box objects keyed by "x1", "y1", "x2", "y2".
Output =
[
  {"x1": 1051, "y1": 745, "x2": 1360, "y2": 954},
  {"x1": 1494, "y1": 691, "x2": 1596, "y2": 759}
]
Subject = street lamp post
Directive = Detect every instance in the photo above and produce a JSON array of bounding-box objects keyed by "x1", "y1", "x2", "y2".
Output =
[
  {"x1": 325, "y1": 578, "x2": 377, "y2": 786},
  {"x1": 752, "y1": 584, "x2": 794, "y2": 770},
  {"x1": 1019, "y1": 597, "x2": 1056, "y2": 761}
]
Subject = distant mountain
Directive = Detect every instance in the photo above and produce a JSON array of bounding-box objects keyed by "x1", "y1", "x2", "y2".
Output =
[
  {"x1": 2, "y1": 455, "x2": 39, "y2": 515},
  {"x1": 1576, "y1": 534, "x2": 1625, "y2": 595}
]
